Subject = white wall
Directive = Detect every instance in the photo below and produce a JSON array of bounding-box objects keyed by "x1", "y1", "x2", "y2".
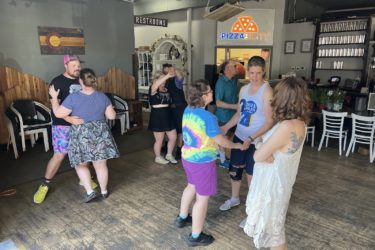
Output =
[
  {"x1": 134, "y1": 8, "x2": 217, "y2": 81},
  {"x1": 135, "y1": 0, "x2": 286, "y2": 80},
  {"x1": 281, "y1": 22, "x2": 316, "y2": 79}
]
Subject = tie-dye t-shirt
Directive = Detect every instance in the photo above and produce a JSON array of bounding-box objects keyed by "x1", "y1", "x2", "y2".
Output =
[{"x1": 181, "y1": 106, "x2": 221, "y2": 163}]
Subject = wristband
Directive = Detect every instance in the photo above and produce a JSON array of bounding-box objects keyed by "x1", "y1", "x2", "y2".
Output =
[{"x1": 248, "y1": 135, "x2": 254, "y2": 141}]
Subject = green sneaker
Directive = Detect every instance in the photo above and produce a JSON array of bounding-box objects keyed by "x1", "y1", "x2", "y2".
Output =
[
  {"x1": 33, "y1": 184, "x2": 49, "y2": 204},
  {"x1": 79, "y1": 179, "x2": 98, "y2": 189}
]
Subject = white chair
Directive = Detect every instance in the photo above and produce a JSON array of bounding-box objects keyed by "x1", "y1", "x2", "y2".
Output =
[
  {"x1": 10, "y1": 100, "x2": 51, "y2": 152},
  {"x1": 105, "y1": 93, "x2": 130, "y2": 135},
  {"x1": 4, "y1": 114, "x2": 19, "y2": 159},
  {"x1": 318, "y1": 110, "x2": 348, "y2": 156},
  {"x1": 305, "y1": 126, "x2": 315, "y2": 147},
  {"x1": 346, "y1": 114, "x2": 375, "y2": 163}
]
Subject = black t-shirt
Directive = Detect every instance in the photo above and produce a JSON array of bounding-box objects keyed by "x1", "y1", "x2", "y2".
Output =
[
  {"x1": 50, "y1": 74, "x2": 81, "y2": 126},
  {"x1": 167, "y1": 77, "x2": 187, "y2": 105},
  {"x1": 148, "y1": 86, "x2": 171, "y2": 106}
]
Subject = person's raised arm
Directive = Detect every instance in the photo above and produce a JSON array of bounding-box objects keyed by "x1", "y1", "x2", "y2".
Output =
[
  {"x1": 49, "y1": 85, "x2": 72, "y2": 118},
  {"x1": 151, "y1": 72, "x2": 175, "y2": 95}
]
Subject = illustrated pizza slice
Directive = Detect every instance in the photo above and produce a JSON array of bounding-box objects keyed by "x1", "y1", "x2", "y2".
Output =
[
  {"x1": 238, "y1": 16, "x2": 252, "y2": 29},
  {"x1": 231, "y1": 21, "x2": 245, "y2": 33},
  {"x1": 246, "y1": 20, "x2": 258, "y2": 32}
]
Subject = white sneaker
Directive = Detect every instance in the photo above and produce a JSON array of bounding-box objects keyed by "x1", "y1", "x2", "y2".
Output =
[
  {"x1": 155, "y1": 156, "x2": 169, "y2": 165},
  {"x1": 219, "y1": 198, "x2": 240, "y2": 211},
  {"x1": 165, "y1": 154, "x2": 178, "y2": 164},
  {"x1": 239, "y1": 218, "x2": 246, "y2": 228}
]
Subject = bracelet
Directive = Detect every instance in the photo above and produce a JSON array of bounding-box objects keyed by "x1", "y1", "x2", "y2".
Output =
[{"x1": 248, "y1": 135, "x2": 254, "y2": 141}]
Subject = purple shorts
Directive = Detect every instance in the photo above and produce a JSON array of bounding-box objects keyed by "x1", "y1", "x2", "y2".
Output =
[
  {"x1": 52, "y1": 125, "x2": 70, "y2": 154},
  {"x1": 182, "y1": 159, "x2": 217, "y2": 196}
]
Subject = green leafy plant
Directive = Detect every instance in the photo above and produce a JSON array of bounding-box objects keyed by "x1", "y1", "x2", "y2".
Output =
[{"x1": 332, "y1": 89, "x2": 346, "y2": 104}]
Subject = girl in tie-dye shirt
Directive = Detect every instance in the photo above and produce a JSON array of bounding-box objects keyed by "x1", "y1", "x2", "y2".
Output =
[{"x1": 175, "y1": 79, "x2": 243, "y2": 247}]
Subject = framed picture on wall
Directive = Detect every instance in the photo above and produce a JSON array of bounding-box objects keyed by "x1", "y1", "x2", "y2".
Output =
[
  {"x1": 284, "y1": 41, "x2": 295, "y2": 54},
  {"x1": 301, "y1": 39, "x2": 313, "y2": 53}
]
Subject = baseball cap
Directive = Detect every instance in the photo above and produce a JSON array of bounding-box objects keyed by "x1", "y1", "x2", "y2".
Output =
[{"x1": 63, "y1": 54, "x2": 82, "y2": 64}]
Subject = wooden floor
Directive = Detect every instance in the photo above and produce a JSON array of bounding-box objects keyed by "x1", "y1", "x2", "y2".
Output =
[{"x1": 0, "y1": 145, "x2": 374, "y2": 249}]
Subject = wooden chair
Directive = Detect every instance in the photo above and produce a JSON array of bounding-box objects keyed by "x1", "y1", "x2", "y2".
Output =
[
  {"x1": 346, "y1": 114, "x2": 375, "y2": 163},
  {"x1": 318, "y1": 110, "x2": 348, "y2": 156}
]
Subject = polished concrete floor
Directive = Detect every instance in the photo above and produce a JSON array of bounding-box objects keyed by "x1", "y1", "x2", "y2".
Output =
[{"x1": 0, "y1": 126, "x2": 374, "y2": 249}]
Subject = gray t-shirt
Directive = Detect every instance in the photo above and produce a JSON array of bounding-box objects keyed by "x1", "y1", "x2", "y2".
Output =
[{"x1": 62, "y1": 91, "x2": 112, "y2": 123}]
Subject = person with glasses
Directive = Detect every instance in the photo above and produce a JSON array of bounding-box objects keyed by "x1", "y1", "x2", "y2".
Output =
[{"x1": 174, "y1": 79, "x2": 244, "y2": 247}]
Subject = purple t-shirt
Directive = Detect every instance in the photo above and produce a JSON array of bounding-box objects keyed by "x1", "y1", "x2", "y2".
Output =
[{"x1": 62, "y1": 91, "x2": 112, "y2": 123}]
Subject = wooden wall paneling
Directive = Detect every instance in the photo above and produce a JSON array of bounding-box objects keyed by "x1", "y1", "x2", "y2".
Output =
[{"x1": 0, "y1": 66, "x2": 49, "y2": 144}]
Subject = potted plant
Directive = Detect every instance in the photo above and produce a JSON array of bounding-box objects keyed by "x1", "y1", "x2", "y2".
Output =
[
  {"x1": 332, "y1": 89, "x2": 346, "y2": 111},
  {"x1": 326, "y1": 89, "x2": 334, "y2": 110},
  {"x1": 317, "y1": 89, "x2": 328, "y2": 111}
]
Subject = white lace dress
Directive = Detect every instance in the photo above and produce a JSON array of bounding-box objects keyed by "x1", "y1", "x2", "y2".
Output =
[{"x1": 243, "y1": 123, "x2": 305, "y2": 249}]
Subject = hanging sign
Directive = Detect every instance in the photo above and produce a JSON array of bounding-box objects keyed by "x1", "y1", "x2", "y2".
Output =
[
  {"x1": 217, "y1": 9, "x2": 275, "y2": 45},
  {"x1": 134, "y1": 16, "x2": 168, "y2": 27}
]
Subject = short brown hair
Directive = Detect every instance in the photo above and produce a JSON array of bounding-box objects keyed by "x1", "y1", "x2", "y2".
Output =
[
  {"x1": 271, "y1": 77, "x2": 310, "y2": 123},
  {"x1": 187, "y1": 79, "x2": 210, "y2": 107}
]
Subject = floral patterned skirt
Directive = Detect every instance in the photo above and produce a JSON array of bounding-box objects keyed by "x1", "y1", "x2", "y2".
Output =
[{"x1": 68, "y1": 120, "x2": 119, "y2": 167}]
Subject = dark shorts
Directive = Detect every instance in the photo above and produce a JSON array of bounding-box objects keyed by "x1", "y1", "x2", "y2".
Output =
[
  {"x1": 230, "y1": 135, "x2": 256, "y2": 176},
  {"x1": 171, "y1": 103, "x2": 187, "y2": 134},
  {"x1": 218, "y1": 121, "x2": 236, "y2": 135},
  {"x1": 182, "y1": 159, "x2": 217, "y2": 196}
]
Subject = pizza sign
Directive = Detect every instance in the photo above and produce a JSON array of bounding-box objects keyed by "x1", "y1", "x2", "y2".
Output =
[{"x1": 220, "y1": 16, "x2": 259, "y2": 40}]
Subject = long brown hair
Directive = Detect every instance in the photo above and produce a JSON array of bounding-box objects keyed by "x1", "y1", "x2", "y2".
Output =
[{"x1": 271, "y1": 77, "x2": 310, "y2": 123}]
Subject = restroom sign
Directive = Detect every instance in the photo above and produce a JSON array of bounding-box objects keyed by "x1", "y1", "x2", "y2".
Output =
[{"x1": 217, "y1": 9, "x2": 274, "y2": 45}]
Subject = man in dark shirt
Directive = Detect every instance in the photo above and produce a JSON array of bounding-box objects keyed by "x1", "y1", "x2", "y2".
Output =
[{"x1": 33, "y1": 55, "x2": 96, "y2": 204}]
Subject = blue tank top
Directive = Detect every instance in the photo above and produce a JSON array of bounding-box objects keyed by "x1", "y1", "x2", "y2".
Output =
[{"x1": 235, "y1": 82, "x2": 268, "y2": 142}]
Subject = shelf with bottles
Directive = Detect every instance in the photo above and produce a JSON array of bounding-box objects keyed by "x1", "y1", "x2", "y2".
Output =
[
  {"x1": 319, "y1": 19, "x2": 367, "y2": 33},
  {"x1": 318, "y1": 34, "x2": 366, "y2": 45},
  {"x1": 317, "y1": 47, "x2": 365, "y2": 57}
]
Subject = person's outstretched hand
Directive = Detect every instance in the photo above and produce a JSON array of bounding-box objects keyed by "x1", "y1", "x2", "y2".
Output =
[{"x1": 49, "y1": 85, "x2": 60, "y2": 99}]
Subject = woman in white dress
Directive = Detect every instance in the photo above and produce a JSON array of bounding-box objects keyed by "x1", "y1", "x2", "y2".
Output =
[{"x1": 243, "y1": 77, "x2": 310, "y2": 250}]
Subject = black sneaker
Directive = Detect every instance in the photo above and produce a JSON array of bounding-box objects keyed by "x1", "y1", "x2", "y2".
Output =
[
  {"x1": 187, "y1": 232, "x2": 214, "y2": 247},
  {"x1": 102, "y1": 190, "x2": 110, "y2": 199},
  {"x1": 83, "y1": 191, "x2": 97, "y2": 203},
  {"x1": 175, "y1": 214, "x2": 192, "y2": 228}
]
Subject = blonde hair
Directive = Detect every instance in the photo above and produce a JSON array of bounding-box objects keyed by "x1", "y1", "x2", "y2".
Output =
[{"x1": 152, "y1": 70, "x2": 164, "y2": 83}]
